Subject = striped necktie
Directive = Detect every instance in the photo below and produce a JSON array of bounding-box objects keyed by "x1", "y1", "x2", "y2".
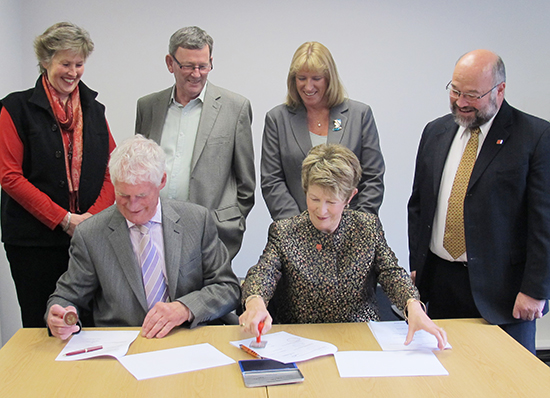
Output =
[
  {"x1": 136, "y1": 222, "x2": 169, "y2": 309},
  {"x1": 443, "y1": 127, "x2": 481, "y2": 259}
]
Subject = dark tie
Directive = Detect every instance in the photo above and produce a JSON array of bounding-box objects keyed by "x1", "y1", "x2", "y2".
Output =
[{"x1": 443, "y1": 127, "x2": 481, "y2": 259}]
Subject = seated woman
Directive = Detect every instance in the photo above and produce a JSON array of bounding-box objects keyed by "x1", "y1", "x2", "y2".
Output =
[{"x1": 240, "y1": 144, "x2": 447, "y2": 349}]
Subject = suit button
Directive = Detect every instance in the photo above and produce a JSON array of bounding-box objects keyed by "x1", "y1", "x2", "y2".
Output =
[
  {"x1": 52, "y1": 124, "x2": 58, "y2": 131},
  {"x1": 59, "y1": 181, "x2": 65, "y2": 188},
  {"x1": 55, "y1": 150, "x2": 63, "y2": 158}
]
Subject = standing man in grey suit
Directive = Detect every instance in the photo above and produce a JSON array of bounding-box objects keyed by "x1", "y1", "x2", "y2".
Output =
[
  {"x1": 408, "y1": 49, "x2": 550, "y2": 353},
  {"x1": 135, "y1": 26, "x2": 255, "y2": 260},
  {"x1": 47, "y1": 135, "x2": 240, "y2": 340}
]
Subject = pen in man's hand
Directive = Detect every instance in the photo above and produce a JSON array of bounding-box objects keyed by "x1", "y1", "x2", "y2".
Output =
[{"x1": 64, "y1": 345, "x2": 103, "y2": 356}]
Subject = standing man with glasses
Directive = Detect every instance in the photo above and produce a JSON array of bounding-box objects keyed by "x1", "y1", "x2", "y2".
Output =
[
  {"x1": 408, "y1": 49, "x2": 550, "y2": 353},
  {"x1": 135, "y1": 26, "x2": 255, "y2": 260}
]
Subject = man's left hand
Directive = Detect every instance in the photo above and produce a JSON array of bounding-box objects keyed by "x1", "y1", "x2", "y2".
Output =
[
  {"x1": 513, "y1": 292, "x2": 546, "y2": 321},
  {"x1": 141, "y1": 301, "x2": 190, "y2": 338}
]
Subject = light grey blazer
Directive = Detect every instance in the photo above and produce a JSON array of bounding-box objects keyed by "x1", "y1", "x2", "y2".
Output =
[
  {"x1": 135, "y1": 83, "x2": 255, "y2": 259},
  {"x1": 47, "y1": 200, "x2": 240, "y2": 328},
  {"x1": 261, "y1": 100, "x2": 385, "y2": 220}
]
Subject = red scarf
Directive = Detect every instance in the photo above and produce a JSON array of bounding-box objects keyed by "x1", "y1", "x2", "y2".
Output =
[{"x1": 42, "y1": 74, "x2": 83, "y2": 213}]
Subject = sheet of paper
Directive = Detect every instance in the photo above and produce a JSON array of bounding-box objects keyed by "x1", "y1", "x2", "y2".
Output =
[
  {"x1": 118, "y1": 343, "x2": 234, "y2": 380},
  {"x1": 334, "y1": 351, "x2": 449, "y2": 377},
  {"x1": 56, "y1": 330, "x2": 140, "y2": 361},
  {"x1": 230, "y1": 331, "x2": 337, "y2": 363},
  {"x1": 368, "y1": 321, "x2": 452, "y2": 351}
]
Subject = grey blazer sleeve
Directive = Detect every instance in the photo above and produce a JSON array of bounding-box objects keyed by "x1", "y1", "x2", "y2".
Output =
[
  {"x1": 175, "y1": 205, "x2": 241, "y2": 327},
  {"x1": 351, "y1": 103, "x2": 385, "y2": 215},
  {"x1": 261, "y1": 108, "x2": 302, "y2": 220},
  {"x1": 232, "y1": 98, "x2": 255, "y2": 220},
  {"x1": 46, "y1": 227, "x2": 101, "y2": 316}
]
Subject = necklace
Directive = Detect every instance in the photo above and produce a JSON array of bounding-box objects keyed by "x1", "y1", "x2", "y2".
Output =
[{"x1": 317, "y1": 121, "x2": 321, "y2": 127}]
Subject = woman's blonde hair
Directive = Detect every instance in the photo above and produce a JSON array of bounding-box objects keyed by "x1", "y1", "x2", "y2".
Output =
[{"x1": 286, "y1": 42, "x2": 346, "y2": 109}]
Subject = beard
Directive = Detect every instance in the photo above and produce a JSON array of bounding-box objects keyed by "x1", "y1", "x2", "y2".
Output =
[{"x1": 451, "y1": 93, "x2": 499, "y2": 129}]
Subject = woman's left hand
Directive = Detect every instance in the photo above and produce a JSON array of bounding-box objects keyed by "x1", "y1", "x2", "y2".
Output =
[{"x1": 404, "y1": 300, "x2": 448, "y2": 350}]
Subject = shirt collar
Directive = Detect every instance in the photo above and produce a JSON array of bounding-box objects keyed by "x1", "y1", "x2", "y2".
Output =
[
  {"x1": 458, "y1": 112, "x2": 498, "y2": 140},
  {"x1": 170, "y1": 81, "x2": 208, "y2": 107}
]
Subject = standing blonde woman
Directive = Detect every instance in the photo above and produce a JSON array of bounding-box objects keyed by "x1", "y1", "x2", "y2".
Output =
[{"x1": 261, "y1": 41, "x2": 385, "y2": 220}]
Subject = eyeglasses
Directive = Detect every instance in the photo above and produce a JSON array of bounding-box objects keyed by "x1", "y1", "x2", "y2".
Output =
[
  {"x1": 171, "y1": 55, "x2": 212, "y2": 73},
  {"x1": 446, "y1": 81, "x2": 502, "y2": 101}
]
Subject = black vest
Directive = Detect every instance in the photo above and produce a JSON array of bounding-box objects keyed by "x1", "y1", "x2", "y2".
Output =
[{"x1": 1, "y1": 77, "x2": 110, "y2": 246}]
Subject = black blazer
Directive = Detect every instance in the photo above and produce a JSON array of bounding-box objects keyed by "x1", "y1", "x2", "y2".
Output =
[{"x1": 408, "y1": 100, "x2": 550, "y2": 324}]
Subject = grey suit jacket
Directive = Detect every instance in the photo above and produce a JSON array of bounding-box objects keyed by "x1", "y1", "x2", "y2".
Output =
[
  {"x1": 47, "y1": 200, "x2": 240, "y2": 328},
  {"x1": 261, "y1": 100, "x2": 385, "y2": 220},
  {"x1": 135, "y1": 83, "x2": 255, "y2": 259}
]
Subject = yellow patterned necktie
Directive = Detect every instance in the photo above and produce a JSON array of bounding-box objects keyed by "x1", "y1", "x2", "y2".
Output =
[{"x1": 443, "y1": 127, "x2": 481, "y2": 259}]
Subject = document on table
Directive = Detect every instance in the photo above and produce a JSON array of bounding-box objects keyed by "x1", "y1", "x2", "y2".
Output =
[
  {"x1": 56, "y1": 330, "x2": 140, "y2": 361},
  {"x1": 368, "y1": 321, "x2": 452, "y2": 351},
  {"x1": 334, "y1": 351, "x2": 449, "y2": 377},
  {"x1": 118, "y1": 343, "x2": 235, "y2": 380},
  {"x1": 230, "y1": 331, "x2": 337, "y2": 363}
]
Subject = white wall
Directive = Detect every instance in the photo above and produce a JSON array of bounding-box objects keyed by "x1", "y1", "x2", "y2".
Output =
[
  {"x1": 0, "y1": 0, "x2": 24, "y2": 345},
  {"x1": 2, "y1": 0, "x2": 550, "y2": 347}
]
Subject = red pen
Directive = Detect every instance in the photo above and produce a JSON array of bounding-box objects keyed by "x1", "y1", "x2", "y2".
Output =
[{"x1": 64, "y1": 345, "x2": 103, "y2": 356}]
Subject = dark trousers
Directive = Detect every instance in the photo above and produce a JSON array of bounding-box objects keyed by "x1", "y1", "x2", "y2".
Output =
[
  {"x1": 5, "y1": 244, "x2": 69, "y2": 327},
  {"x1": 499, "y1": 321, "x2": 537, "y2": 355},
  {"x1": 420, "y1": 251, "x2": 480, "y2": 319},
  {"x1": 421, "y1": 251, "x2": 537, "y2": 354}
]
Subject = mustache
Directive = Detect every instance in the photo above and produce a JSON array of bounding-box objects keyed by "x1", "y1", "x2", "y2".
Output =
[{"x1": 454, "y1": 104, "x2": 477, "y2": 112}]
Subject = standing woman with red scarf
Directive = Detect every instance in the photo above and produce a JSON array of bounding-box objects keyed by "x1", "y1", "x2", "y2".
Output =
[{"x1": 0, "y1": 22, "x2": 116, "y2": 327}]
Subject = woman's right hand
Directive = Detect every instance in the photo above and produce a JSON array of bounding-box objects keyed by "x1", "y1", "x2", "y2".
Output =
[
  {"x1": 239, "y1": 296, "x2": 273, "y2": 337},
  {"x1": 61, "y1": 212, "x2": 92, "y2": 236}
]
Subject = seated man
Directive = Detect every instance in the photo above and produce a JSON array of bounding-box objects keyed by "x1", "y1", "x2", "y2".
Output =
[{"x1": 46, "y1": 135, "x2": 240, "y2": 339}]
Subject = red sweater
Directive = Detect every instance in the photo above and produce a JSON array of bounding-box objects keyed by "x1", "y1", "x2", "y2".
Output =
[{"x1": 0, "y1": 107, "x2": 115, "y2": 230}]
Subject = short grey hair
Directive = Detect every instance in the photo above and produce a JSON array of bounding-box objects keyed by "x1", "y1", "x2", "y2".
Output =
[
  {"x1": 301, "y1": 144, "x2": 361, "y2": 201},
  {"x1": 492, "y1": 55, "x2": 506, "y2": 85},
  {"x1": 109, "y1": 135, "x2": 166, "y2": 187},
  {"x1": 34, "y1": 22, "x2": 94, "y2": 74},
  {"x1": 168, "y1": 26, "x2": 213, "y2": 57}
]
